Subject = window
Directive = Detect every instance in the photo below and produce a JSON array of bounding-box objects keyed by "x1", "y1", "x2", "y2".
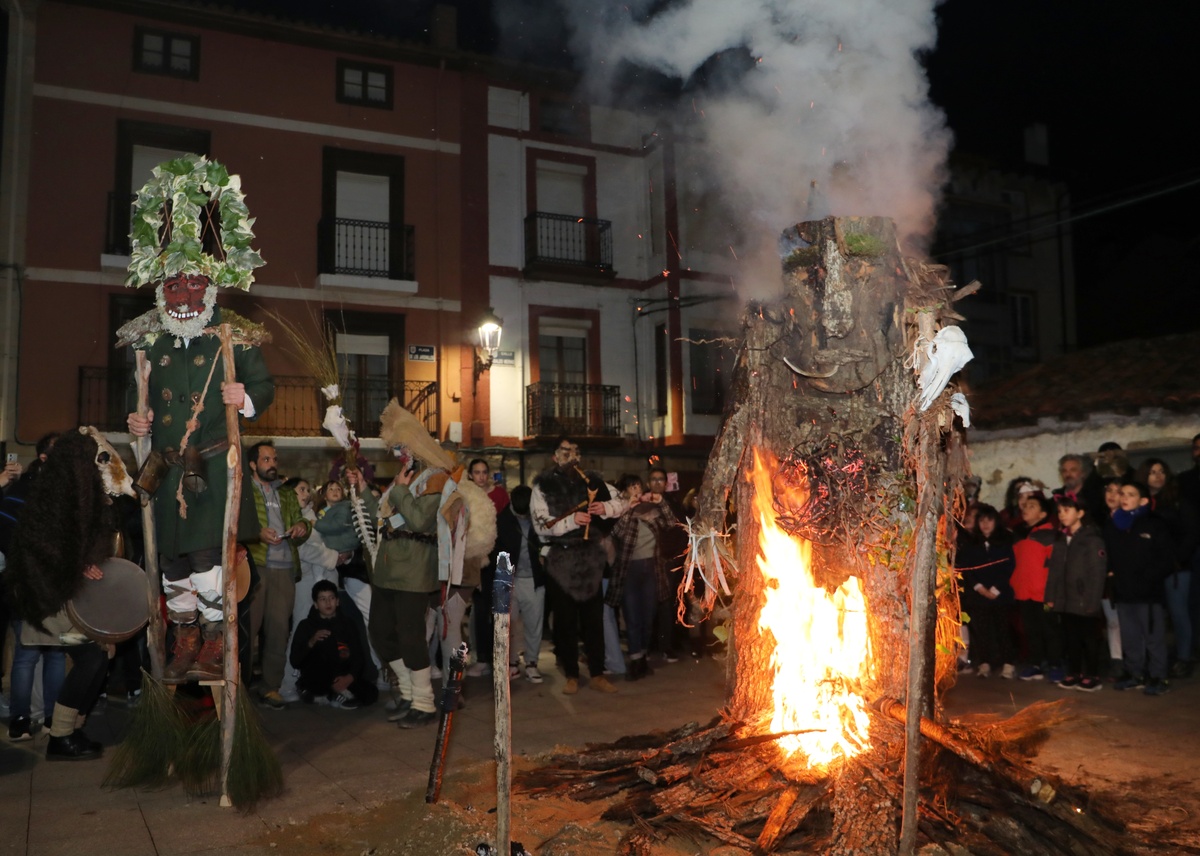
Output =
[
  {"x1": 326, "y1": 311, "x2": 406, "y2": 437},
  {"x1": 109, "y1": 121, "x2": 211, "y2": 255},
  {"x1": 134, "y1": 27, "x2": 199, "y2": 79},
  {"x1": 337, "y1": 60, "x2": 393, "y2": 109},
  {"x1": 319, "y1": 148, "x2": 410, "y2": 279},
  {"x1": 689, "y1": 328, "x2": 735, "y2": 415}
]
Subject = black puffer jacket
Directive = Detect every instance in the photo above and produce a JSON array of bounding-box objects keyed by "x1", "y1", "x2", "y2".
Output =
[{"x1": 1104, "y1": 512, "x2": 1176, "y2": 604}]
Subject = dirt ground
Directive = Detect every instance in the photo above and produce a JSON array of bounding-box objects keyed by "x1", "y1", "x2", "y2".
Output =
[{"x1": 246, "y1": 674, "x2": 1200, "y2": 856}]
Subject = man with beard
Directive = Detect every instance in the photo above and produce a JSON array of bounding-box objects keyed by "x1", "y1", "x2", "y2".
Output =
[
  {"x1": 246, "y1": 442, "x2": 310, "y2": 708},
  {"x1": 121, "y1": 154, "x2": 273, "y2": 683},
  {"x1": 531, "y1": 437, "x2": 627, "y2": 694}
]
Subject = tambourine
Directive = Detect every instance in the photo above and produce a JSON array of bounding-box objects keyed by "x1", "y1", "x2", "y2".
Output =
[{"x1": 66, "y1": 557, "x2": 150, "y2": 644}]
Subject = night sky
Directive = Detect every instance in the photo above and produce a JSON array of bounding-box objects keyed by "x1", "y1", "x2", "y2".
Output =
[{"x1": 928, "y1": 1, "x2": 1200, "y2": 346}]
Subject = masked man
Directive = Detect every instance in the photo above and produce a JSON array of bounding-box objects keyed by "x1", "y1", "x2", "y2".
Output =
[
  {"x1": 531, "y1": 436, "x2": 626, "y2": 694},
  {"x1": 120, "y1": 154, "x2": 273, "y2": 682}
]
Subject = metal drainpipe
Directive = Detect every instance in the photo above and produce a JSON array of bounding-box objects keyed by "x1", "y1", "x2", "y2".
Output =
[{"x1": 1, "y1": 0, "x2": 31, "y2": 445}]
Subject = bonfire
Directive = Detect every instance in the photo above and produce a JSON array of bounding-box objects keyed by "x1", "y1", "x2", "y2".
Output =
[{"x1": 515, "y1": 217, "x2": 1152, "y2": 856}]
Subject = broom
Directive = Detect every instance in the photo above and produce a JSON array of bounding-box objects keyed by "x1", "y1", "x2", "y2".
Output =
[{"x1": 103, "y1": 671, "x2": 188, "y2": 790}]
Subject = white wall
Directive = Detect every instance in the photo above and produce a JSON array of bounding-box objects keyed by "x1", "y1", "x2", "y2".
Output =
[{"x1": 968, "y1": 410, "x2": 1199, "y2": 508}]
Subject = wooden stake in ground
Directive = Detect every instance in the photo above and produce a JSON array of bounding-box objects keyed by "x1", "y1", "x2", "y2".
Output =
[
  {"x1": 491, "y1": 552, "x2": 515, "y2": 855},
  {"x1": 133, "y1": 350, "x2": 166, "y2": 680},
  {"x1": 217, "y1": 324, "x2": 242, "y2": 809},
  {"x1": 899, "y1": 414, "x2": 945, "y2": 855}
]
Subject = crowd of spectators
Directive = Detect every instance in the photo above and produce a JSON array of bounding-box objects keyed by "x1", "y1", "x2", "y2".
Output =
[
  {"x1": 1, "y1": 432, "x2": 704, "y2": 745},
  {"x1": 956, "y1": 435, "x2": 1200, "y2": 696}
]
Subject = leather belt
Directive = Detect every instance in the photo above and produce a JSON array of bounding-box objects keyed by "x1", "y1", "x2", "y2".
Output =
[{"x1": 381, "y1": 528, "x2": 436, "y2": 545}]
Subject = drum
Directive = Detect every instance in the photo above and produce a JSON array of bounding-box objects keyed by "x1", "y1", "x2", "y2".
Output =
[{"x1": 66, "y1": 557, "x2": 150, "y2": 644}]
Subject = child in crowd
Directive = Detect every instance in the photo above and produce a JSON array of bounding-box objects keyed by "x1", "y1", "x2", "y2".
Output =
[
  {"x1": 289, "y1": 580, "x2": 378, "y2": 708},
  {"x1": 1044, "y1": 496, "x2": 1108, "y2": 691},
  {"x1": 1011, "y1": 490, "x2": 1062, "y2": 680},
  {"x1": 1105, "y1": 479, "x2": 1176, "y2": 695},
  {"x1": 957, "y1": 504, "x2": 1016, "y2": 678}
]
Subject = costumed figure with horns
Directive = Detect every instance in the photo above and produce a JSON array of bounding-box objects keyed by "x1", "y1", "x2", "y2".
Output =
[
  {"x1": 5, "y1": 427, "x2": 139, "y2": 761},
  {"x1": 119, "y1": 154, "x2": 273, "y2": 683},
  {"x1": 371, "y1": 400, "x2": 496, "y2": 727}
]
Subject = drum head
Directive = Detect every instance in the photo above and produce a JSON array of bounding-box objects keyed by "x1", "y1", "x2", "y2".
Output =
[{"x1": 66, "y1": 557, "x2": 150, "y2": 644}]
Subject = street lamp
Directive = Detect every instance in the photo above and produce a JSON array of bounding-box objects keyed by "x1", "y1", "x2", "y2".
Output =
[{"x1": 472, "y1": 307, "x2": 503, "y2": 392}]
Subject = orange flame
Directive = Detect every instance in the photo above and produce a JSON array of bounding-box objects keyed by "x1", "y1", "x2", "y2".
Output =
[{"x1": 749, "y1": 449, "x2": 872, "y2": 767}]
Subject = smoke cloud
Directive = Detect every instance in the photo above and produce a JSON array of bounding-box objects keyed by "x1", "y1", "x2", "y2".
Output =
[{"x1": 501, "y1": 0, "x2": 951, "y2": 280}]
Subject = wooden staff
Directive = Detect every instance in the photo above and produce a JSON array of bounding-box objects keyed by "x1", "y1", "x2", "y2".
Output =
[
  {"x1": 898, "y1": 398, "x2": 946, "y2": 853},
  {"x1": 492, "y1": 552, "x2": 514, "y2": 855},
  {"x1": 217, "y1": 324, "x2": 243, "y2": 809},
  {"x1": 133, "y1": 351, "x2": 166, "y2": 679}
]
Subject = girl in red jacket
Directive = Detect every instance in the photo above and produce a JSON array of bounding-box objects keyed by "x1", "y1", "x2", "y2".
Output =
[{"x1": 1011, "y1": 492, "x2": 1062, "y2": 680}]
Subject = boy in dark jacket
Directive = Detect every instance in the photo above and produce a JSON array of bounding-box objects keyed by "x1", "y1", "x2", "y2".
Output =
[
  {"x1": 1104, "y1": 480, "x2": 1176, "y2": 696},
  {"x1": 290, "y1": 580, "x2": 379, "y2": 708},
  {"x1": 1045, "y1": 497, "x2": 1108, "y2": 691}
]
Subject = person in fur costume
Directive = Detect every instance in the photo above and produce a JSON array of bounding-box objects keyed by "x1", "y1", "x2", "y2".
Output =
[
  {"x1": 373, "y1": 400, "x2": 496, "y2": 727},
  {"x1": 531, "y1": 437, "x2": 627, "y2": 695},
  {"x1": 5, "y1": 427, "x2": 136, "y2": 760}
]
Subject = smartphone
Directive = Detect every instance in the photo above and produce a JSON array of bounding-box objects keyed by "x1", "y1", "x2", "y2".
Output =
[{"x1": 5, "y1": 453, "x2": 17, "y2": 464}]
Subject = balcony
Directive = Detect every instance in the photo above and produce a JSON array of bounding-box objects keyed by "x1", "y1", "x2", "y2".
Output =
[
  {"x1": 79, "y1": 367, "x2": 438, "y2": 439},
  {"x1": 523, "y1": 212, "x2": 615, "y2": 283},
  {"x1": 318, "y1": 217, "x2": 415, "y2": 281},
  {"x1": 525, "y1": 381, "x2": 621, "y2": 439}
]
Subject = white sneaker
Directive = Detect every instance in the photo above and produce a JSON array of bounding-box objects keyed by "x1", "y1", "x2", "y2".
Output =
[
  {"x1": 976, "y1": 663, "x2": 991, "y2": 678},
  {"x1": 430, "y1": 665, "x2": 443, "y2": 680},
  {"x1": 524, "y1": 665, "x2": 544, "y2": 684},
  {"x1": 279, "y1": 689, "x2": 301, "y2": 704},
  {"x1": 508, "y1": 664, "x2": 521, "y2": 680},
  {"x1": 1000, "y1": 663, "x2": 1016, "y2": 680},
  {"x1": 465, "y1": 662, "x2": 491, "y2": 677}
]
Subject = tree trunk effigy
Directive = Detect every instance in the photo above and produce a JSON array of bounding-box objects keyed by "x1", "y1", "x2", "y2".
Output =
[{"x1": 518, "y1": 217, "x2": 1156, "y2": 854}]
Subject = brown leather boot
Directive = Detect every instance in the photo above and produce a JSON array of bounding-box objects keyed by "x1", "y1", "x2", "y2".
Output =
[
  {"x1": 164, "y1": 624, "x2": 201, "y2": 683},
  {"x1": 189, "y1": 624, "x2": 224, "y2": 682}
]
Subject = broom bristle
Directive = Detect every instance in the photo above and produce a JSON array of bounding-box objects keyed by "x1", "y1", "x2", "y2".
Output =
[
  {"x1": 103, "y1": 672, "x2": 188, "y2": 790},
  {"x1": 225, "y1": 689, "x2": 284, "y2": 810},
  {"x1": 176, "y1": 710, "x2": 222, "y2": 797}
]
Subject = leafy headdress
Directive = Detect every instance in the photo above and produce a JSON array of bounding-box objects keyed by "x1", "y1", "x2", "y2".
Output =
[{"x1": 125, "y1": 153, "x2": 264, "y2": 291}]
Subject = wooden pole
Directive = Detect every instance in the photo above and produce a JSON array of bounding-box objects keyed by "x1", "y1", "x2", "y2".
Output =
[
  {"x1": 492, "y1": 552, "x2": 514, "y2": 855},
  {"x1": 898, "y1": 313, "x2": 947, "y2": 853},
  {"x1": 217, "y1": 325, "x2": 243, "y2": 809},
  {"x1": 133, "y1": 351, "x2": 166, "y2": 680}
]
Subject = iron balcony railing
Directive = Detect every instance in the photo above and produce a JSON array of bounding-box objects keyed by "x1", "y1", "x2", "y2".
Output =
[
  {"x1": 79, "y1": 367, "x2": 437, "y2": 438},
  {"x1": 523, "y1": 212, "x2": 613, "y2": 274},
  {"x1": 525, "y1": 381, "x2": 621, "y2": 438},
  {"x1": 318, "y1": 217, "x2": 415, "y2": 280}
]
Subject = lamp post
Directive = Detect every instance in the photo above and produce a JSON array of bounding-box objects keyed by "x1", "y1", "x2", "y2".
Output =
[{"x1": 472, "y1": 307, "x2": 503, "y2": 395}]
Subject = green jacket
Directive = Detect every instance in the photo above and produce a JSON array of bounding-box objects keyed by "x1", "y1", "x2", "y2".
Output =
[
  {"x1": 129, "y1": 306, "x2": 275, "y2": 560},
  {"x1": 373, "y1": 482, "x2": 440, "y2": 593},
  {"x1": 247, "y1": 480, "x2": 311, "y2": 578}
]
